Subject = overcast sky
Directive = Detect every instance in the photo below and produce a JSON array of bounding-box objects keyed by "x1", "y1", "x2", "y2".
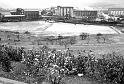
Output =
[{"x1": 0, "y1": 0, "x2": 123, "y2": 9}]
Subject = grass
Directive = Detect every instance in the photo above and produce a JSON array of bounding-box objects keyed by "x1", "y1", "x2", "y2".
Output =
[{"x1": 0, "y1": 29, "x2": 124, "y2": 84}]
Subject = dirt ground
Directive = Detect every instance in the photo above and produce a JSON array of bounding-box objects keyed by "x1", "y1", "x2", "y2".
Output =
[{"x1": 0, "y1": 29, "x2": 124, "y2": 54}]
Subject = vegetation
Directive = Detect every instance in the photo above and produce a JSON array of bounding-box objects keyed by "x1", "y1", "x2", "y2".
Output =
[{"x1": 0, "y1": 45, "x2": 124, "y2": 84}]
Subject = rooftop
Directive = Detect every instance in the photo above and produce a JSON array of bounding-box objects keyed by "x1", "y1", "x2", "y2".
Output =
[
  {"x1": 0, "y1": 12, "x2": 11, "y2": 15},
  {"x1": 108, "y1": 8, "x2": 124, "y2": 11},
  {"x1": 57, "y1": 6, "x2": 73, "y2": 8},
  {"x1": 73, "y1": 9, "x2": 97, "y2": 12},
  {"x1": 4, "y1": 15, "x2": 25, "y2": 17}
]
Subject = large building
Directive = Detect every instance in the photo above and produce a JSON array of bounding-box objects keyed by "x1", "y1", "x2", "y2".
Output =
[
  {"x1": 108, "y1": 8, "x2": 124, "y2": 17},
  {"x1": 55, "y1": 6, "x2": 74, "y2": 17},
  {"x1": 73, "y1": 10, "x2": 98, "y2": 22},
  {"x1": 11, "y1": 8, "x2": 40, "y2": 20},
  {"x1": 24, "y1": 10, "x2": 40, "y2": 20}
]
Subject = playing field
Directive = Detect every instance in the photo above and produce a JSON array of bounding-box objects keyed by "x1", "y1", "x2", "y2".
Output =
[{"x1": 0, "y1": 21, "x2": 120, "y2": 36}]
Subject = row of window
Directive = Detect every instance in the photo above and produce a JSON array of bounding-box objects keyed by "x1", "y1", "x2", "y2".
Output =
[
  {"x1": 73, "y1": 11, "x2": 97, "y2": 17},
  {"x1": 59, "y1": 8, "x2": 73, "y2": 16},
  {"x1": 25, "y1": 12, "x2": 39, "y2": 19},
  {"x1": 110, "y1": 11, "x2": 124, "y2": 16}
]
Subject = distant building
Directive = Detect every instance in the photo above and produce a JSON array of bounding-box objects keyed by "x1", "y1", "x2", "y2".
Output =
[
  {"x1": 24, "y1": 10, "x2": 39, "y2": 20},
  {"x1": 10, "y1": 8, "x2": 25, "y2": 15},
  {"x1": 56, "y1": 6, "x2": 74, "y2": 17},
  {"x1": 73, "y1": 10, "x2": 98, "y2": 22},
  {"x1": 10, "y1": 8, "x2": 40, "y2": 21},
  {"x1": 2, "y1": 15, "x2": 25, "y2": 22},
  {"x1": 108, "y1": 8, "x2": 124, "y2": 17},
  {"x1": 10, "y1": 11, "x2": 17, "y2": 15}
]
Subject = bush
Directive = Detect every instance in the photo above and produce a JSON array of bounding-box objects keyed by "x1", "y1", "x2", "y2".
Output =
[{"x1": 0, "y1": 45, "x2": 124, "y2": 84}]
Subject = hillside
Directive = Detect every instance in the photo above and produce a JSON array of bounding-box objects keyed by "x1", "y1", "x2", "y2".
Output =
[{"x1": 0, "y1": 7, "x2": 11, "y2": 15}]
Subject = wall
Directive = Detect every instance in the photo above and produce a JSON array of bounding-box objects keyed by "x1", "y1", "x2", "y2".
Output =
[
  {"x1": 56, "y1": 6, "x2": 74, "y2": 17},
  {"x1": 73, "y1": 10, "x2": 98, "y2": 21},
  {"x1": 24, "y1": 11, "x2": 39, "y2": 20},
  {"x1": 108, "y1": 8, "x2": 124, "y2": 17}
]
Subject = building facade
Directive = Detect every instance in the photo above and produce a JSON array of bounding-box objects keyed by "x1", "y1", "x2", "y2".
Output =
[
  {"x1": 24, "y1": 10, "x2": 39, "y2": 20},
  {"x1": 73, "y1": 10, "x2": 98, "y2": 22},
  {"x1": 108, "y1": 8, "x2": 124, "y2": 17},
  {"x1": 56, "y1": 6, "x2": 74, "y2": 17}
]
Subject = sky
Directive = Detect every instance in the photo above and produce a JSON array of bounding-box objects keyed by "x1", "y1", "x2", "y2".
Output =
[{"x1": 0, "y1": 0, "x2": 124, "y2": 9}]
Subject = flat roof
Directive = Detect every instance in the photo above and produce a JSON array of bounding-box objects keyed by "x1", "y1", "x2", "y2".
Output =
[
  {"x1": 0, "y1": 12, "x2": 11, "y2": 15},
  {"x1": 24, "y1": 9, "x2": 39, "y2": 11},
  {"x1": 4, "y1": 15, "x2": 25, "y2": 17},
  {"x1": 57, "y1": 6, "x2": 73, "y2": 8},
  {"x1": 41, "y1": 16, "x2": 54, "y2": 17},
  {"x1": 10, "y1": 11, "x2": 16, "y2": 12},
  {"x1": 108, "y1": 8, "x2": 124, "y2": 11}
]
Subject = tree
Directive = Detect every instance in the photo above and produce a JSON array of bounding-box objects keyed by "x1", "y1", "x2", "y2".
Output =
[
  {"x1": 41, "y1": 10, "x2": 47, "y2": 15},
  {"x1": 47, "y1": 11, "x2": 53, "y2": 16},
  {"x1": 17, "y1": 34, "x2": 20, "y2": 41},
  {"x1": 7, "y1": 35, "x2": 11, "y2": 40},
  {"x1": 0, "y1": 13, "x2": 4, "y2": 21},
  {"x1": 96, "y1": 33, "x2": 105, "y2": 43},
  {"x1": 16, "y1": 8, "x2": 24, "y2": 15},
  {"x1": 65, "y1": 14, "x2": 71, "y2": 20}
]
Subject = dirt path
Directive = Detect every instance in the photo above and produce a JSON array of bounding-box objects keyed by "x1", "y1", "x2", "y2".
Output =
[
  {"x1": 61, "y1": 76, "x2": 105, "y2": 84},
  {"x1": 0, "y1": 77, "x2": 28, "y2": 84}
]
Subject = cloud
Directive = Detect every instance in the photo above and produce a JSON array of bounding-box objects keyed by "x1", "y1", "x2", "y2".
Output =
[
  {"x1": 0, "y1": 1, "x2": 11, "y2": 8},
  {"x1": 0, "y1": 0, "x2": 124, "y2": 9},
  {"x1": 0, "y1": 0, "x2": 99, "y2": 9},
  {"x1": 89, "y1": 0, "x2": 124, "y2": 8}
]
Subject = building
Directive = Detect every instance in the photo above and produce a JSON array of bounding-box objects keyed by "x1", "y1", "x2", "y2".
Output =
[
  {"x1": 24, "y1": 10, "x2": 40, "y2": 20},
  {"x1": 55, "y1": 6, "x2": 74, "y2": 17},
  {"x1": 10, "y1": 8, "x2": 40, "y2": 20},
  {"x1": 10, "y1": 11, "x2": 17, "y2": 15},
  {"x1": 108, "y1": 8, "x2": 124, "y2": 17},
  {"x1": 73, "y1": 10, "x2": 98, "y2": 22},
  {"x1": 10, "y1": 8, "x2": 25, "y2": 15},
  {"x1": 2, "y1": 15, "x2": 25, "y2": 22}
]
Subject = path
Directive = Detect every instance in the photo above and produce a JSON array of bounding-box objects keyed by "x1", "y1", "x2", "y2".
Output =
[
  {"x1": 109, "y1": 26, "x2": 122, "y2": 34},
  {"x1": 61, "y1": 76, "x2": 105, "y2": 84},
  {"x1": 0, "y1": 77, "x2": 28, "y2": 84}
]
